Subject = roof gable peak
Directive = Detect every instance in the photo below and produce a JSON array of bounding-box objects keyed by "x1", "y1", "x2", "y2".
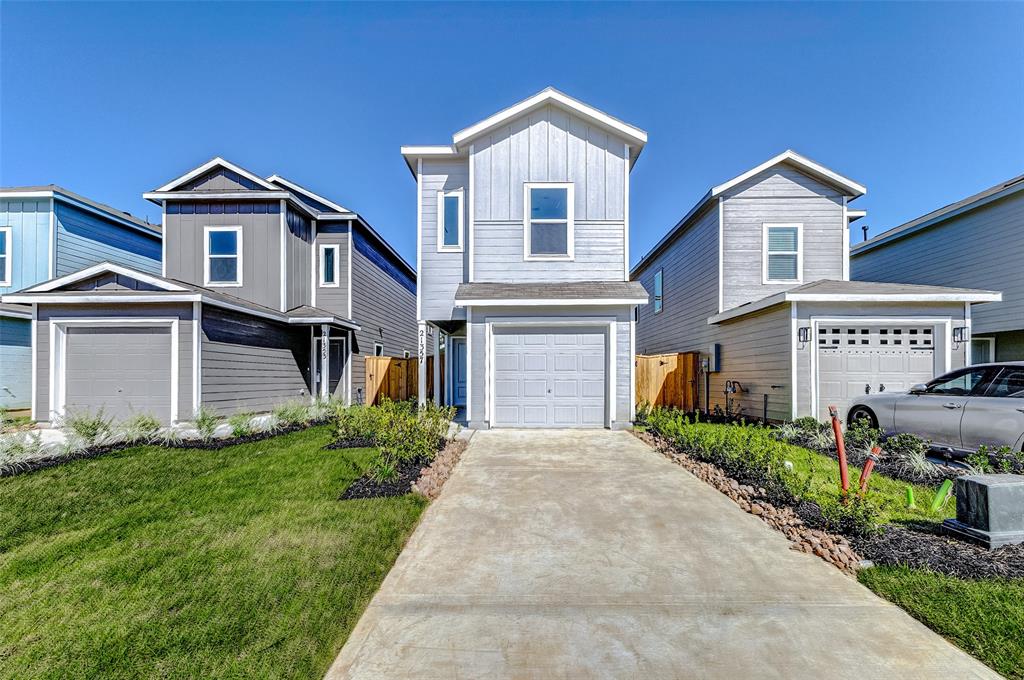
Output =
[
  {"x1": 712, "y1": 150, "x2": 866, "y2": 198},
  {"x1": 154, "y1": 157, "x2": 279, "y2": 193}
]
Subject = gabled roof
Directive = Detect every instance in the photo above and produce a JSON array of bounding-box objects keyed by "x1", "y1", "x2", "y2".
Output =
[
  {"x1": 0, "y1": 185, "x2": 161, "y2": 235},
  {"x1": 852, "y1": 172, "x2": 1024, "y2": 255},
  {"x1": 267, "y1": 175, "x2": 354, "y2": 215},
  {"x1": 707, "y1": 279, "x2": 1002, "y2": 324},
  {"x1": 2, "y1": 262, "x2": 360, "y2": 330},
  {"x1": 401, "y1": 87, "x2": 648, "y2": 172},
  {"x1": 632, "y1": 150, "x2": 866, "y2": 278},
  {"x1": 154, "y1": 157, "x2": 280, "y2": 193}
]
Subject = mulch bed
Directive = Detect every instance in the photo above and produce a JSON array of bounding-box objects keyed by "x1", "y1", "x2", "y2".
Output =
[
  {"x1": 854, "y1": 522, "x2": 1024, "y2": 580},
  {"x1": 339, "y1": 456, "x2": 430, "y2": 500}
]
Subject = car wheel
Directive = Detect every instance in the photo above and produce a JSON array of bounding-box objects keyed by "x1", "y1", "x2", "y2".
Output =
[{"x1": 848, "y1": 406, "x2": 878, "y2": 430}]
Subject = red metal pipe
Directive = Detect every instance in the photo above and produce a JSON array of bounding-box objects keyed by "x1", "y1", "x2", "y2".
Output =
[
  {"x1": 829, "y1": 405, "x2": 850, "y2": 496},
  {"x1": 859, "y1": 446, "x2": 881, "y2": 496}
]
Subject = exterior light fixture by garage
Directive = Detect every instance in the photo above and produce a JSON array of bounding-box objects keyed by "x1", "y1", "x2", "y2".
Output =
[
  {"x1": 952, "y1": 326, "x2": 969, "y2": 345},
  {"x1": 797, "y1": 326, "x2": 811, "y2": 344}
]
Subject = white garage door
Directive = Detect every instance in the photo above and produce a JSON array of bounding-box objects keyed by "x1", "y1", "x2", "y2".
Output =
[
  {"x1": 817, "y1": 324, "x2": 935, "y2": 421},
  {"x1": 493, "y1": 327, "x2": 605, "y2": 428},
  {"x1": 64, "y1": 326, "x2": 173, "y2": 422}
]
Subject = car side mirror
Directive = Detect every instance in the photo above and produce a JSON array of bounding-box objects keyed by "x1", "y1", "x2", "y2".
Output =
[{"x1": 909, "y1": 384, "x2": 928, "y2": 394}]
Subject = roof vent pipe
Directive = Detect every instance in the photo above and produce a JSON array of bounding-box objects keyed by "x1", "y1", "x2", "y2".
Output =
[{"x1": 862, "y1": 225, "x2": 869, "y2": 242}]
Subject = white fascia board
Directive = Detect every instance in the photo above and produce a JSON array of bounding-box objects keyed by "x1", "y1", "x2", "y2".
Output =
[
  {"x1": 451, "y1": 88, "x2": 647, "y2": 148},
  {"x1": 400, "y1": 145, "x2": 459, "y2": 157},
  {"x1": 286, "y1": 317, "x2": 361, "y2": 331},
  {"x1": 711, "y1": 150, "x2": 866, "y2": 199},
  {"x1": 0, "y1": 305, "x2": 32, "y2": 319},
  {"x1": 313, "y1": 213, "x2": 359, "y2": 221},
  {"x1": 707, "y1": 294, "x2": 790, "y2": 325},
  {"x1": 847, "y1": 209, "x2": 867, "y2": 222},
  {"x1": 2, "y1": 293, "x2": 202, "y2": 304},
  {"x1": 266, "y1": 174, "x2": 353, "y2": 214},
  {"x1": 154, "y1": 157, "x2": 279, "y2": 193},
  {"x1": 456, "y1": 297, "x2": 648, "y2": 307},
  {"x1": 22, "y1": 262, "x2": 188, "y2": 293},
  {"x1": 143, "y1": 190, "x2": 291, "y2": 201},
  {"x1": 0, "y1": 190, "x2": 55, "y2": 199}
]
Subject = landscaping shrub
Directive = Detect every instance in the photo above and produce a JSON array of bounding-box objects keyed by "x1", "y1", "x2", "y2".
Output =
[
  {"x1": 227, "y1": 411, "x2": 257, "y2": 438},
  {"x1": 967, "y1": 445, "x2": 1024, "y2": 475},
  {"x1": 192, "y1": 406, "x2": 221, "y2": 441},
  {"x1": 61, "y1": 408, "x2": 114, "y2": 446},
  {"x1": 0, "y1": 431, "x2": 52, "y2": 474},
  {"x1": 819, "y1": 494, "x2": 882, "y2": 537},
  {"x1": 273, "y1": 400, "x2": 312, "y2": 427}
]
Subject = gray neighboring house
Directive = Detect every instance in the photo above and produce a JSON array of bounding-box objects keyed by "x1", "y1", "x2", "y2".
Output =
[
  {"x1": 852, "y1": 173, "x2": 1024, "y2": 363},
  {"x1": 0, "y1": 186, "x2": 162, "y2": 411},
  {"x1": 402, "y1": 87, "x2": 649, "y2": 429},
  {"x1": 2, "y1": 158, "x2": 416, "y2": 425},
  {"x1": 631, "y1": 150, "x2": 1001, "y2": 422}
]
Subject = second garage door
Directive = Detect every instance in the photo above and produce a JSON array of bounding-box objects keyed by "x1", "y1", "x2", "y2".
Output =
[
  {"x1": 64, "y1": 326, "x2": 173, "y2": 422},
  {"x1": 817, "y1": 324, "x2": 935, "y2": 420},
  {"x1": 493, "y1": 327, "x2": 606, "y2": 428}
]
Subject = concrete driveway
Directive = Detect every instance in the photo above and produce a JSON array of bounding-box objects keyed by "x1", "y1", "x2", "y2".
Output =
[{"x1": 327, "y1": 430, "x2": 998, "y2": 679}]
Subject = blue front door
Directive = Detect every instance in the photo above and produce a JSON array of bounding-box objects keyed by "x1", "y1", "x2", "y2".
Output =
[{"x1": 452, "y1": 338, "x2": 467, "y2": 406}]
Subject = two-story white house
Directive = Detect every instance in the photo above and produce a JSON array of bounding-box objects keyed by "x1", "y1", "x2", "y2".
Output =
[
  {"x1": 632, "y1": 150, "x2": 1001, "y2": 422},
  {"x1": 403, "y1": 88, "x2": 649, "y2": 429}
]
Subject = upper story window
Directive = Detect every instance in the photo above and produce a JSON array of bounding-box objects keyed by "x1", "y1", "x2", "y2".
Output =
[
  {"x1": 437, "y1": 190, "x2": 464, "y2": 252},
  {"x1": 524, "y1": 183, "x2": 574, "y2": 260},
  {"x1": 0, "y1": 227, "x2": 11, "y2": 287},
  {"x1": 204, "y1": 226, "x2": 242, "y2": 286},
  {"x1": 653, "y1": 268, "x2": 664, "y2": 314},
  {"x1": 320, "y1": 244, "x2": 340, "y2": 287},
  {"x1": 373, "y1": 342, "x2": 384, "y2": 356},
  {"x1": 763, "y1": 223, "x2": 802, "y2": 284}
]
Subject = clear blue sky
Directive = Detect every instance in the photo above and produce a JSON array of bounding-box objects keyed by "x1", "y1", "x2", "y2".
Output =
[{"x1": 2, "y1": 2, "x2": 1021, "y2": 268}]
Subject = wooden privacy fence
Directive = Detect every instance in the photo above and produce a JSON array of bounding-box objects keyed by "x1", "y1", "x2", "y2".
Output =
[
  {"x1": 635, "y1": 352, "x2": 700, "y2": 411},
  {"x1": 364, "y1": 356, "x2": 444, "y2": 405}
]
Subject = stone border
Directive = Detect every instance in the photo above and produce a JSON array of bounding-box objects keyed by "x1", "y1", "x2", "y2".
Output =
[
  {"x1": 635, "y1": 430, "x2": 863, "y2": 575},
  {"x1": 412, "y1": 437, "x2": 470, "y2": 500}
]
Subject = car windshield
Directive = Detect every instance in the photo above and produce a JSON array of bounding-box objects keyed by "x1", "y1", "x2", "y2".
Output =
[{"x1": 925, "y1": 368, "x2": 990, "y2": 396}]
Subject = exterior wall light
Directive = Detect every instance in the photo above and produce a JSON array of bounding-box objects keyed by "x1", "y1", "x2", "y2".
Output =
[
  {"x1": 953, "y1": 326, "x2": 969, "y2": 344},
  {"x1": 797, "y1": 327, "x2": 811, "y2": 344}
]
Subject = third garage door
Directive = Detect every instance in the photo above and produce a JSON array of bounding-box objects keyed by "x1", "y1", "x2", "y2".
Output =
[
  {"x1": 493, "y1": 327, "x2": 606, "y2": 428},
  {"x1": 817, "y1": 324, "x2": 935, "y2": 420}
]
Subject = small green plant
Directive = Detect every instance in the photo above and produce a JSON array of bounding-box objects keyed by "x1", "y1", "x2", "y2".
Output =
[
  {"x1": 968, "y1": 445, "x2": 1022, "y2": 474},
  {"x1": 118, "y1": 413, "x2": 162, "y2": 444},
  {"x1": 61, "y1": 409, "x2": 114, "y2": 446},
  {"x1": 0, "y1": 430, "x2": 51, "y2": 473},
  {"x1": 227, "y1": 411, "x2": 256, "y2": 438},
  {"x1": 273, "y1": 400, "x2": 311, "y2": 427},
  {"x1": 819, "y1": 494, "x2": 881, "y2": 536},
  {"x1": 192, "y1": 406, "x2": 221, "y2": 441},
  {"x1": 882, "y1": 433, "x2": 937, "y2": 482}
]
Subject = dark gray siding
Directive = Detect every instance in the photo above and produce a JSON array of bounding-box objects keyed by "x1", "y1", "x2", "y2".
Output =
[
  {"x1": 851, "y1": 191, "x2": 1024, "y2": 334},
  {"x1": 200, "y1": 306, "x2": 311, "y2": 415},
  {"x1": 984, "y1": 330, "x2": 1024, "y2": 361},
  {"x1": 164, "y1": 201, "x2": 282, "y2": 310},
  {"x1": 350, "y1": 226, "x2": 417, "y2": 404},
  {"x1": 721, "y1": 164, "x2": 846, "y2": 311},
  {"x1": 35, "y1": 303, "x2": 194, "y2": 424},
  {"x1": 313, "y1": 223, "x2": 351, "y2": 318},
  {"x1": 420, "y1": 158, "x2": 468, "y2": 321},
  {"x1": 634, "y1": 204, "x2": 719, "y2": 356},
  {"x1": 285, "y1": 207, "x2": 313, "y2": 311}
]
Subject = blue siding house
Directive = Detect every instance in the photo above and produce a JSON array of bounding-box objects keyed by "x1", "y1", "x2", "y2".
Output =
[{"x1": 0, "y1": 186, "x2": 161, "y2": 410}]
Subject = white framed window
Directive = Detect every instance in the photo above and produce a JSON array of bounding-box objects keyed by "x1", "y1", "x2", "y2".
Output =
[
  {"x1": 204, "y1": 226, "x2": 242, "y2": 287},
  {"x1": 653, "y1": 268, "x2": 664, "y2": 314},
  {"x1": 762, "y1": 223, "x2": 803, "y2": 284},
  {"x1": 373, "y1": 342, "x2": 384, "y2": 357},
  {"x1": 524, "y1": 182, "x2": 574, "y2": 260},
  {"x1": 970, "y1": 337, "x2": 995, "y2": 365},
  {"x1": 403, "y1": 350, "x2": 411, "y2": 359},
  {"x1": 437, "y1": 189, "x2": 464, "y2": 252},
  {"x1": 0, "y1": 226, "x2": 11, "y2": 287},
  {"x1": 319, "y1": 244, "x2": 340, "y2": 287}
]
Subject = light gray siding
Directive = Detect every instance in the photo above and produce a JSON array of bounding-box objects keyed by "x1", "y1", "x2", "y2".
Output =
[
  {"x1": 793, "y1": 301, "x2": 968, "y2": 417},
  {"x1": 35, "y1": 303, "x2": 194, "y2": 424},
  {"x1": 313, "y1": 223, "x2": 350, "y2": 318},
  {"x1": 634, "y1": 204, "x2": 719, "y2": 356},
  {"x1": 466, "y1": 305, "x2": 632, "y2": 429},
  {"x1": 851, "y1": 191, "x2": 1024, "y2": 335},
  {"x1": 200, "y1": 306, "x2": 311, "y2": 415},
  {"x1": 420, "y1": 158, "x2": 468, "y2": 321},
  {"x1": 0, "y1": 316, "x2": 32, "y2": 409},
  {"x1": 350, "y1": 227, "x2": 418, "y2": 405},
  {"x1": 721, "y1": 164, "x2": 846, "y2": 311},
  {"x1": 164, "y1": 203, "x2": 282, "y2": 310},
  {"x1": 469, "y1": 105, "x2": 628, "y2": 284}
]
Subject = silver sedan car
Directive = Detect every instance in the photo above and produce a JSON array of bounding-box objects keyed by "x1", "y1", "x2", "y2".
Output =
[{"x1": 847, "y1": 362, "x2": 1024, "y2": 457}]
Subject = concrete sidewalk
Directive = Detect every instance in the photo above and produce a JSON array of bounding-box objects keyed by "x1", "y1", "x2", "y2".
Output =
[{"x1": 327, "y1": 429, "x2": 999, "y2": 679}]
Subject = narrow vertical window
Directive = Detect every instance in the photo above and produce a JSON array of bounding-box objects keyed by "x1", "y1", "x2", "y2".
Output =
[
  {"x1": 0, "y1": 227, "x2": 11, "y2": 287},
  {"x1": 653, "y1": 268, "x2": 664, "y2": 314},
  {"x1": 525, "y1": 183, "x2": 573, "y2": 259},
  {"x1": 437, "y1": 189, "x2": 463, "y2": 251},
  {"x1": 320, "y1": 244, "x2": 340, "y2": 287},
  {"x1": 205, "y1": 226, "x2": 242, "y2": 286},
  {"x1": 763, "y1": 223, "x2": 802, "y2": 283},
  {"x1": 374, "y1": 342, "x2": 384, "y2": 356}
]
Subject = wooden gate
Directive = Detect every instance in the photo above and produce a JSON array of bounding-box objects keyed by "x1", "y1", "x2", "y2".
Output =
[
  {"x1": 364, "y1": 356, "x2": 444, "y2": 405},
  {"x1": 635, "y1": 352, "x2": 699, "y2": 411}
]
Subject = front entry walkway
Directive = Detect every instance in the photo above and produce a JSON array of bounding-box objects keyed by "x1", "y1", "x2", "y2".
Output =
[{"x1": 327, "y1": 430, "x2": 997, "y2": 679}]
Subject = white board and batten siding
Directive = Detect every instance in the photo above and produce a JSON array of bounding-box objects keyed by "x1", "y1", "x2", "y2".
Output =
[{"x1": 470, "y1": 105, "x2": 628, "y2": 284}]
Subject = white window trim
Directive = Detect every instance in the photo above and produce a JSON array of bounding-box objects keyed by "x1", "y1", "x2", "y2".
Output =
[
  {"x1": 436, "y1": 189, "x2": 464, "y2": 252},
  {"x1": 404, "y1": 350, "x2": 411, "y2": 359},
  {"x1": 524, "y1": 182, "x2": 574, "y2": 261},
  {"x1": 373, "y1": 342, "x2": 384, "y2": 356},
  {"x1": 319, "y1": 243, "x2": 340, "y2": 287},
  {"x1": 762, "y1": 223, "x2": 803, "y2": 284},
  {"x1": 204, "y1": 225, "x2": 243, "y2": 287},
  {"x1": 0, "y1": 226, "x2": 12, "y2": 287},
  {"x1": 653, "y1": 268, "x2": 664, "y2": 314},
  {"x1": 969, "y1": 337, "x2": 996, "y2": 366}
]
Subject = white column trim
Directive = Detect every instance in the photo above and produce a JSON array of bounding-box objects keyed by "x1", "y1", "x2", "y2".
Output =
[
  {"x1": 279, "y1": 200, "x2": 288, "y2": 311},
  {"x1": 192, "y1": 301, "x2": 202, "y2": 414},
  {"x1": 320, "y1": 324, "x2": 330, "y2": 399},
  {"x1": 30, "y1": 305, "x2": 38, "y2": 421},
  {"x1": 717, "y1": 196, "x2": 725, "y2": 313},
  {"x1": 48, "y1": 197, "x2": 56, "y2": 278},
  {"x1": 415, "y1": 160, "x2": 423, "y2": 319},
  {"x1": 468, "y1": 144, "x2": 475, "y2": 283},
  {"x1": 310, "y1": 219, "x2": 317, "y2": 307},
  {"x1": 433, "y1": 325, "x2": 442, "y2": 406},
  {"x1": 623, "y1": 142, "x2": 630, "y2": 281},
  {"x1": 842, "y1": 196, "x2": 850, "y2": 281},
  {"x1": 417, "y1": 321, "x2": 428, "y2": 407},
  {"x1": 347, "y1": 220, "x2": 354, "y2": 319},
  {"x1": 629, "y1": 313, "x2": 636, "y2": 421}
]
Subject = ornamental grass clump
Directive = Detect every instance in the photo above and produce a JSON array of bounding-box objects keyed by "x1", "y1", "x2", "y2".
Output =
[
  {"x1": 0, "y1": 431, "x2": 52, "y2": 475},
  {"x1": 227, "y1": 412, "x2": 257, "y2": 438},
  {"x1": 61, "y1": 409, "x2": 115, "y2": 447},
  {"x1": 117, "y1": 413, "x2": 162, "y2": 445},
  {"x1": 273, "y1": 400, "x2": 312, "y2": 427},
  {"x1": 192, "y1": 406, "x2": 221, "y2": 442}
]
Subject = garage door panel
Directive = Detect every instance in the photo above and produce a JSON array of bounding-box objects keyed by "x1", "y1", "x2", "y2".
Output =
[
  {"x1": 581, "y1": 379, "x2": 604, "y2": 398},
  {"x1": 553, "y1": 380, "x2": 578, "y2": 397},
  {"x1": 522, "y1": 380, "x2": 547, "y2": 398},
  {"x1": 553, "y1": 354, "x2": 578, "y2": 372},
  {"x1": 494, "y1": 379, "x2": 521, "y2": 398},
  {"x1": 495, "y1": 353, "x2": 519, "y2": 371},
  {"x1": 522, "y1": 354, "x2": 548, "y2": 372},
  {"x1": 523, "y1": 335, "x2": 548, "y2": 346},
  {"x1": 522, "y1": 406, "x2": 548, "y2": 425}
]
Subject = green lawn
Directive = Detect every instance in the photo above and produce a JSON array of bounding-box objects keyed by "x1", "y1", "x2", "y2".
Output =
[{"x1": 0, "y1": 426, "x2": 427, "y2": 679}]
